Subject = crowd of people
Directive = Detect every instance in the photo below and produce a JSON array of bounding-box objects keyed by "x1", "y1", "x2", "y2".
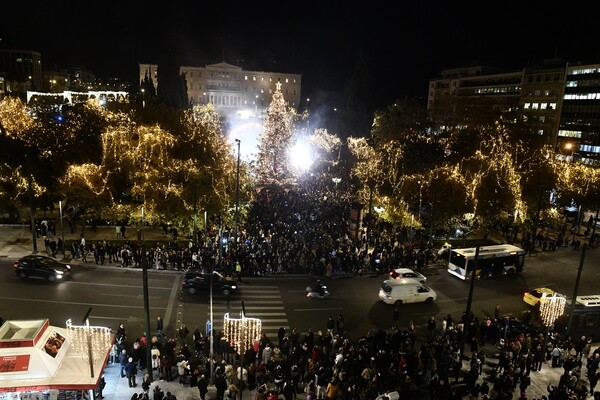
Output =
[
  {"x1": 34, "y1": 184, "x2": 599, "y2": 400},
  {"x1": 109, "y1": 306, "x2": 599, "y2": 400},
  {"x1": 46, "y1": 184, "x2": 596, "y2": 283}
]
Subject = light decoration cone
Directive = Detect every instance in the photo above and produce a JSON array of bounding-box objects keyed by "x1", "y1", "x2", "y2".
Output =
[
  {"x1": 539, "y1": 293, "x2": 566, "y2": 327},
  {"x1": 66, "y1": 318, "x2": 113, "y2": 363},
  {"x1": 223, "y1": 313, "x2": 262, "y2": 354}
]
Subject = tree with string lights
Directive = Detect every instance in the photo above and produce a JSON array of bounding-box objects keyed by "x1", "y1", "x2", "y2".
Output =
[
  {"x1": 255, "y1": 82, "x2": 295, "y2": 186},
  {"x1": 59, "y1": 102, "x2": 242, "y2": 233}
]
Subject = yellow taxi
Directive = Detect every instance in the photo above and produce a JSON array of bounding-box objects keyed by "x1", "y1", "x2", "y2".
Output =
[{"x1": 522, "y1": 287, "x2": 564, "y2": 306}]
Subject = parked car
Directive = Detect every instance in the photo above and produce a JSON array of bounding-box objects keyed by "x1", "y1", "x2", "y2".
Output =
[
  {"x1": 523, "y1": 287, "x2": 565, "y2": 307},
  {"x1": 12, "y1": 255, "x2": 71, "y2": 281},
  {"x1": 497, "y1": 315, "x2": 544, "y2": 341},
  {"x1": 388, "y1": 267, "x2": 427, "y2": 283},
  {"x1": 181, "y1": 270, "x2": 238, "y2": 296}
]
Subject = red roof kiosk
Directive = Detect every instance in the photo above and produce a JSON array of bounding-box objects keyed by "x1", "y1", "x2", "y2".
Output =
[{"x1": 0, "y1": 319, "x2": 113, "y2": 399}]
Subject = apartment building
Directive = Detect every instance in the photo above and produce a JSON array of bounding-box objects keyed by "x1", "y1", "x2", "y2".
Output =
[
  {"x1": 139, "y1": 61, "x2": 302, "y2": 119},
  {"x1": 558, "y1": 64, "x2": 600, "y2": 165},
  {"x1": 520, "y1": 66, "x2": 565, "y2": 144},
  {"x1": 0, "y1": 49, "x2": 43, "y2": 98},
  {"x1": 427, "y1": 66, "x2": 523, "y2": 129},
  {"x1": 428, "y1": 61, "x2": 600, "y2": 166}
]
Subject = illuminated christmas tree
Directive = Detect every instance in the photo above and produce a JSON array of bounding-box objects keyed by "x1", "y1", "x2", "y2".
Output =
[{"x1": 255, "y1": 82, "x2": 294, "y2": 185}]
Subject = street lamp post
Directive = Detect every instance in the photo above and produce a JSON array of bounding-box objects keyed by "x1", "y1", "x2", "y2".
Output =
[
  {"x1": 59, "y1": 200, "x2": 65, "y2": 258},
  {"x1": 418, "y1": 180, "x2": 423, "y2": 221},
  {"x1": 234, "y1": 139, "x2": 241, "y2": 256},
  {"x1": 141, "y1": 206, "x2": 152, "y2": 383}
]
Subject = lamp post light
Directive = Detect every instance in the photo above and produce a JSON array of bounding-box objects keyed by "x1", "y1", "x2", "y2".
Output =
[
  {"x1": 141, "y1": 206, "x2": 152, "y2": 383},
  {"x1": 565, "y1": 142, "x2": 575, "y2": 162}
]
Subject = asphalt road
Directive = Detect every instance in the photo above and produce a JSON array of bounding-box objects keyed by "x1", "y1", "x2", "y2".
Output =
[{"x1": 0, "y1": 244, "x2": 597, "y2": 344}]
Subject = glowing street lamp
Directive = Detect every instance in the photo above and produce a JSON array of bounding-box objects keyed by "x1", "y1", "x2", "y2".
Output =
[{"x1": 565, "y1": 142, "x2": 576, "y2": 162}]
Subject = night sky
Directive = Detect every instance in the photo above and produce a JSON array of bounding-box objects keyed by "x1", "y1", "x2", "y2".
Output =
[{"x1": 3, "y1": 2, "x2": 600, "y2": 111}]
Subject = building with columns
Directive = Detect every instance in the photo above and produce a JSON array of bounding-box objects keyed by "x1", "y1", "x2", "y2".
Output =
[{"x1": 139, "y1": 61, "x2": 302, "y2": 120}]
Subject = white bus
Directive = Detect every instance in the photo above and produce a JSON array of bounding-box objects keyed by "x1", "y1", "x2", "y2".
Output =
[{"x1": 447, "y1": 244, "x2": 526, "y2": 280}]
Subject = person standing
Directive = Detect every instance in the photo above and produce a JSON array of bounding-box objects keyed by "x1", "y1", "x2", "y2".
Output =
[
  {"x1": 215, "y1": 369, "x2": 227, "y2": 400},
  {"x1": 151, "y1": 344, "x2": 161, "y2": 371},
  {"x1": 325, "y1": 378, "x2": 340, "y2": 400},
  {"x1": 125, "y1": 357, "x2": 138, "y2": 387},
  {"x1": 156, "y1": 316, "x2": 164, "y2": 338},
  {"x1": 162, "y1": 355, "x2": 173, "y2": 381},
  {"x1": 427, "y1": 316, "x2": 436, "y2": 341},
  {"x1": 393, "y1": 307, "x2": 400, "y2": 327},
  {"x1": 236, "y1": 261, "x2": 242, "y2": 282},
  {"x1": 57, "y1": 237, "x2": 64, "y2": 257},
  {"x1": 80, "y1": 235, "x2": 88, "y2": 262},
  {"x1": 197, "y1": 374, "x2": 209, "y2": 400},
  {"x1": 119, "y1": 349, "x2": 129, "y2": 377},
  {"x1": 152, "y1": 385, "x2": 164, "y2": 400},
  {"x1": 326, "y1": 316, "x2": 334, "y2": 336},
  {"x1": 97, "y1": 373, "x2": 106, "y2": 399},
  {"x1": 116, "y1": 323, "x2": 127, "y2": 345},
  {"x1": 336, "y1": 314, "x2": 345, "y2": 335}
]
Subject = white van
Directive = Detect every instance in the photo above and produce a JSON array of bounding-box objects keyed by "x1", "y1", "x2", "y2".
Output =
[{"x1": 378, "y1": 278, "x2": 437, "y2": 305}]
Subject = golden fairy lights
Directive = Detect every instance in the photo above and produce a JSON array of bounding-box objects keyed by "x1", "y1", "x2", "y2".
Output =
[
  {"x1": 256, "y1": 82, "x2": 295, "y2": 185},
  {"x1": 539, "y1": 294, "x2": 566, "y2": 327},
  {"x1": 0, "y1": 97, "x2": 37, "y2": 142},
  {"x1": 65, "y1": 318, "x2": 113, "y2": 363},
  {"x1": 223, "y1": 313, "x2": 262, "y2": 354}
]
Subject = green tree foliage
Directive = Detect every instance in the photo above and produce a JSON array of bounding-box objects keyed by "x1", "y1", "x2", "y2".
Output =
[{"x1": 156, "y1": 53, "x2": 188, "y2": 110}]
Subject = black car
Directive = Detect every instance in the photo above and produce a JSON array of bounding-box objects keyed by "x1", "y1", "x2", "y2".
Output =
[
  {"x1": 13, "y1": 254, "x2": 72, "y2": 282},
  {"x1": 181, "y1": 270, "x2": 238, "y2": 296},
  {"x1": 498, "y1": 315, "x2": 543, "y2": 341}
]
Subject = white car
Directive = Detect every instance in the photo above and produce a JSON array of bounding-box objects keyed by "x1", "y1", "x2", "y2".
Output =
[
  {"x1": 388, "y1": 267, "x2": 426, "y2": 283},
  {"x1": 379, "y1": 279, "x2": 437, "y2": 305}
]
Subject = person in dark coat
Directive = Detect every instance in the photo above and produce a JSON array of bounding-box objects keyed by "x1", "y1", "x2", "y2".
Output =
[
  {"x1": 119, "y1": 349, "x2": 129, "y2": 377},
  {"x1": 197, "y1": 374, "x2": 209, "y2": 400},
  {"x1": 153, "y1": 385, "x2": 164, "y2": 400},
  {"x1": 125, "y1": 357, "x2": 138, "y2": 387},
  {"x1": 215, "y1": 368, "x2": 227, "y2": 400}
]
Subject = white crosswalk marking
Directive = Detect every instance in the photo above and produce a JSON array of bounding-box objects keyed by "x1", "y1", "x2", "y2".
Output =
[{"x1": 208, "y1": 285, "x2": 290, "y2": 336}]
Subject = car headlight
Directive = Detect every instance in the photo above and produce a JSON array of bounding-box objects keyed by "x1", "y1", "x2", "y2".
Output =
[
  {"x1": 55, "y1": 270, "x2": 64, "y2": 275},
  {"x1": 230, "y1": 285, "x2": 237, "y2": 290}
]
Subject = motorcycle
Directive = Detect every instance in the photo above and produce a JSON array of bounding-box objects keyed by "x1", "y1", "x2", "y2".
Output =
[{"x1": 306, "y1": 283, "x2": 330, "y2": 299}]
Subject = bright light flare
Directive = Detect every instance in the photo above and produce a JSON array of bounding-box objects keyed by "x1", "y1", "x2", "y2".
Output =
[{"x1": 289, "y1": 141, "x2": 314, "y2": 172}]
